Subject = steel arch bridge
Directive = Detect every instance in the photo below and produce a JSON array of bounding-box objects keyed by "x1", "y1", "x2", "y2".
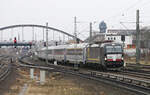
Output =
[{"x1": 0, "y1": 24, "x2": 82, "y2": 41}]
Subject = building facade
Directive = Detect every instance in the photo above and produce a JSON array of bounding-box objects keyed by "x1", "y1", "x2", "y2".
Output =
[{"x1": 92, "y1": 29, "x2": 134, "y2": 48}]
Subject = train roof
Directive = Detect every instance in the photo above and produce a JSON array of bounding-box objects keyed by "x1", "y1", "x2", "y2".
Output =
[
  {"x1": 41, "y1": 43, "x2": 96, "y2": 50},
  {"x1": 40, "y1": 42, "x2": 122, "y2": 51},
  {"x1": 41, "y1": 43, "x2": 87, "y2": 50}
]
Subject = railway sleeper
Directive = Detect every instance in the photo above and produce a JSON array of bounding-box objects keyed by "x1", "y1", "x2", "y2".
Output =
[
  {"x1": 109, "y1": 75, "x2": 117, "y2": 79},
  {"x1": 123, "y1": 78, "x2": 132, "y2": 83},
  {"x1": 116, "y1": 77, "x2": 124, "y2": 81},
  {"x1": 90, "y1": 71, "x2": 96, "y2": 76},
  {"x1": 97, "y1": 73, "x2": 103, "y2": 77},
  {"x1": 102, "y1": 74, "x2": 109, "y2": 78},
  {"x1": 140, "y1": 82, "x2": 150, "y2": 88},
  {"x1": 132, "y1": 80, "x2": 141, "y2": 85}
]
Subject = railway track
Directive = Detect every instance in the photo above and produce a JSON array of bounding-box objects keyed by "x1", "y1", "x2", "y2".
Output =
[
  {"x1": 119, "y1": 70, "x2": 150, "y2": 79},
  {"x1": 125, "y1": 63, "x2": 150, "y2": 74},
  {"x1": 126, "y1": 63, "x2": 150, "y2": 69},
  {"x1": 0, "y1": 55, "x2": 12, "y2": 82},
  {"x1": 19, "y1": 56, "x2": 150, "y2": 95}
]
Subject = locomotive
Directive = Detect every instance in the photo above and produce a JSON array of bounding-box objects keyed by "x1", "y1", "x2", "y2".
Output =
[{"x1": 37, "y1": 42, "x2": 124, "y2": 70}]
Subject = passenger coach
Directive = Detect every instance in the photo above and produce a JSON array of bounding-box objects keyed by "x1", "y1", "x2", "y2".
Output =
[{"x1": 37, "y1": 42, "x2": 124, "y2": 70}]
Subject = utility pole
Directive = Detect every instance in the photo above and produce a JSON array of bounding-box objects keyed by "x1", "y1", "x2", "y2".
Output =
[
  {"x1": 18, "y1": 32, "x2": 20, "y2": 41},
  {"x1": 11, "y1": 28, "x2": 13, "y2": 41},
  {"x1": 89, "y1": 22, "x2": 92, "y2": 44},
  {"x1": 136, "y1": 9, "x2": 140, "y2": 64},
  {"x1": 74, "y1": 16, "x2": 78, "y2": 70},
  {"x1": 63, "y1": 34, "x2": 65, "y2": 44},
  {"x1": 53, "y1": 30, "x2": 54, "y2": 41},
  {"x1": 43, "y1": 28, "x2": 44, "y2": 41},
  {"x1": 22, "y1": 27, "x2": 24, "y2": 42},
  {"x1": 74, "y1": 16, "x2": 77, "y2": 42},
  {"x1": 1, "y1": 31, "x2": 3, "y2": 42},
  {"x1": 46, "y1": 22, "x2": 49, "y2": 64},
  {"x1": 89, "y1": 22, "x2": 92, "y2": 59},
  {"x1": 35, "y1": 33, "x2": 37, "y2": 41},
  {"x1": 32, "y1": 27, "x2": 34, "y2": 41}
]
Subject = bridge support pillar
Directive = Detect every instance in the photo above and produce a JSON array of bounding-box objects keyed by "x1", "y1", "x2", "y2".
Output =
[
  {"x1": 30, "y1": 68, "x2": 34, "y2": 79},
  {"x1": 40, "y1": 70, "x2": 45, "y2": 84}
]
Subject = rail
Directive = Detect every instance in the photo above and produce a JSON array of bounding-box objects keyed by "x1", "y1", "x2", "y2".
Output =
[
  {"x1": 0, "y1": 64, "x2": 11, "y2": 81},
  {"x1": 119, "y1": 70, "x2": 150, "y2": 79},
  {"x1": 19, "y1": 56, "x2": 150, "y2": 95},
  {"x1": 0, "y1": 55, "x2": 12, "y2": 82}
]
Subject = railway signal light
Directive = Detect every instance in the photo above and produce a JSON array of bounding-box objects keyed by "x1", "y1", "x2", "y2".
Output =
[
  {"x1": 44, "y1": 42, "x2": 46, "y2": 47},
  {"x1": 121, "y1": 35, "x2": 125, "y2": 48},
  {"x1": 14, "y1": 37, "x2": 17, "y2": 48},
  {"x1": 121, "y1": 35, "x2": 125, "y2": 42},
  {"x1": 29, "y1": 42, "x2": 32, "y2": 49},
  {"x1": 14, "y1": 37, "x2": 17, "y2": 44},
  {"x1": 55, "y1": 42, "x2": 58, "y2": 46},
  {"x1": 76, "y1": 38, "x2": 80, "y2": 44}
]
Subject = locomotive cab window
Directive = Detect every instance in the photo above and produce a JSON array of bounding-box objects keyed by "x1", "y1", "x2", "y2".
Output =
[{"x1": 106, "y1": 45, "x2": 122, "y2": 53}]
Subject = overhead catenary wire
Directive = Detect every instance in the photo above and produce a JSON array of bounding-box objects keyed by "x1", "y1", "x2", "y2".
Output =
[
  {"x1": 104, "y1": 0, "x2": 150, "y2": 30},
  {"x1": 105, "y1": 0, "x2": 142, "y2": 21},
  {"x1": 138, "y1": 0, "x2": 150, "y2": 9}
]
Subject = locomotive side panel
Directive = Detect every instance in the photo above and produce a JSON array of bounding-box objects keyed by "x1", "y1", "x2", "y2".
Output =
[{"x1": 87, "y1": 47, "x2": 101, "y2": 64}]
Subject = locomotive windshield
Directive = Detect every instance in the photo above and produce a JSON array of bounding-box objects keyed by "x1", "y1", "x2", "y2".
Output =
[{"x1": 106, "y1": 45, "x2": 122, "y2": 53}]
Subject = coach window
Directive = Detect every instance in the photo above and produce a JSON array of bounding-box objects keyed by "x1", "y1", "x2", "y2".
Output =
[
  {"x1": 114, "y1": 37, "x2": 116, "y2": 40},
  {"x1": 108, "y1": 37, "x2": 110, "y2": 40}
]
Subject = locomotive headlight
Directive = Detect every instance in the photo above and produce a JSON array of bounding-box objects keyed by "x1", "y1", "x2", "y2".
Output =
[
  {"x1": 122, "y1": 57, "x2": 124, "y2": 60},
  {"x1": 105, "y1": 57, "x2": 107, "y2": 60}
]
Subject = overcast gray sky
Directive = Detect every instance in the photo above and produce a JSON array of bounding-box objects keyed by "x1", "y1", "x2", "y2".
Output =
[{"x1": 0, "y1": 0, "x2": 150, "y2": 41}]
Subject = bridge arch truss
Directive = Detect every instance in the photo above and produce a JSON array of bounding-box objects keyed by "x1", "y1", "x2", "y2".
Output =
[{"x1": 0, "y1": 24, "x2": 81, "y2": 41}]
